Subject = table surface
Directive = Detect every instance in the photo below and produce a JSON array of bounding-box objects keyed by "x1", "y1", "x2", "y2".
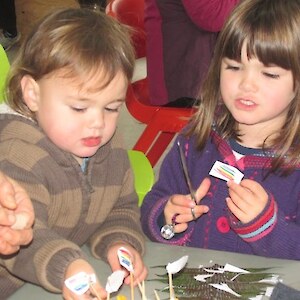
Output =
[{"x1": 9, "y1": 241, "x2": 300, "y2": 300}]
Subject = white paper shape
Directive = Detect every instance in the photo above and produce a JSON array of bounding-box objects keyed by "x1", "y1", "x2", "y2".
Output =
[
  {"x1": 194, "y1": 274, "x2": 214, "y2": 282},
  {"x1": 223, "y1": 263, "x2": 250, "y2": 274},
  {"x1": 210, "y1": 283, "x2": 241, "y2": 297},
  {"x1": 117, "y1": 247, "x2": 134, "y2": 272},
  {"x1": 105, "y1": 270, "x2": 126, "y2": 293},
  {"x1": 249, "y1": 296, "x2": 263, "y2": 300},
  {"x1": 209, "y1": 161, "x2": 244, "y2": 184},
  {"x1": 265, "y1": 286, "x2": 275, "y2": 297},
  {"x1": 259, "y1": 275, "x2": 280, "y2": 285},
  {"x1": 65, "y1": 272, "x2": 96, "y2": 295},
  {"x1": 203, "y1": 267, "x2": 223, "y2": 273},
  {"x1": 166, "y1": 255, "x2": 188, "y2": 274}
]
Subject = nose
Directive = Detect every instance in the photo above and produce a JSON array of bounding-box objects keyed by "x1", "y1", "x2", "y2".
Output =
[
  {"x1": 239, "y1": 70, "x2": 258, "y2": 92},
  {"x1": 88, "y1": 109, "x2": 104, "y2": 129}
]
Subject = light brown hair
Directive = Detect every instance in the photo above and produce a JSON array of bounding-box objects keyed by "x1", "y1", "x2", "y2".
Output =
[
  {"x1": 6, "y1": 8, "x2": 135, "y2": 119},
  {"x1": 189, "y1": 0, "x2": 300, "y2": 171}
]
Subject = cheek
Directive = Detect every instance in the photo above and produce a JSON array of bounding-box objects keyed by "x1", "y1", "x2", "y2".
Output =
[
  {"x1": 265, "y1": 86, "x2": 295, "y2": 111},
  {"x1": 38, "y1": 109, "x2": 78, "y2": 142},
  {"x1": 105, "y1": 115, "x2": 119, "y2": 136},
  {"x1": 220, "y1": 72, "x2": 233, "y2": 99},
  {"x1": 220, "y1": 79, "x2": 231, "y2": 105}
]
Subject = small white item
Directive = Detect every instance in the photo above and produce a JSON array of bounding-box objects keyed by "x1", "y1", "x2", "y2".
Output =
[
  {"x1": 223, "y1": 263, "x2": 249, "y2": 274},
  {"x1": 11, "y1": 214, "x2": 28, "y2": 230},
  {"x1": 105, "y1": 270, "x2": 126, "y2": 293},
  {"x1": 204, "y1": 263, "x2": 249, "y2": 274},
  {"x1": 166, "y1": 255, "x2": 188, "y2": 274},
  {"x1": 210, "y1": 283, "x2": 241, "y2": 297},
  {"x1": 194, "y1": 274, "x2": 214, "y2": 282},
  {"x1": 64, "y1": 272, "x2": 96, "y2": 295},
  {"x1": 209, "y1": 161, "x2": 244, "y2": 184},
  {"x1": 117, "y1": 247, "x2": 134, "y2": 272}
]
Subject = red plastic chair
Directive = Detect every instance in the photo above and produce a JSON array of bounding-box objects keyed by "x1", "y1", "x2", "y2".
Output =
[
  {"x1": 126, "y1": 78, "x2": 194, "y2": 166},
  {"x1": 106, "y1": 0, "x2": 194, "y2": 166},
  {"x1": 106, "y1": 0, "x2": 146, "y2": 58}
]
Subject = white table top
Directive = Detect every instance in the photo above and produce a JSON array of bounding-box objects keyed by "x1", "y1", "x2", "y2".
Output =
[{"x1": 9, "y1": 241, "x2": 300, "y2": 299}]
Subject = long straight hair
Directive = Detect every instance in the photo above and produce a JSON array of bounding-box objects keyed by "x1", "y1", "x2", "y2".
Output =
[{"x1": 188, "y1": 0, "x2": 300, "y2": 172}]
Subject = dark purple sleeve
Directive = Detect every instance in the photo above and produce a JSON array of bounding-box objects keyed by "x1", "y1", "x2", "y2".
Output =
[{"x1": 140, "y1": 136, "x2": 195, "y2": 244}]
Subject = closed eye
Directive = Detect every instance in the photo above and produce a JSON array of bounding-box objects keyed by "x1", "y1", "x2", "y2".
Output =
[
  {"x1": 262, "y1": 72, "x2": 280, "y2": 79},
  {"x1": 105, "y1": 101, "x2": 123, "y2": 113},
  {"x1": 225, "y1": 65, "x2": 240, "y2": 71},
  {"x1": 105, "y1": 107, "x2": 120, "y2": 112},
  {"x1": 71, "y1": 107, "x2": 87, "y2": 112}
]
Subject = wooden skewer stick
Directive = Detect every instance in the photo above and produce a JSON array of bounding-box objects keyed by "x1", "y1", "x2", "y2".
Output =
[
  {"x1": 90, "y1": 283, "x2": 102, "y2": 300},
  {"x1": 142, "y1": 281, "x2": 146, "y2": 300},
  {"x1": 168, "y1": 272, "x2": 175, "y2": 300},
  {"x1": 130, "y1": 272, "x2": 134, "y2": 300},
  {"x1": 137, "y1": 281, "x2": 146, "y2": 300},
  {"x1": 154, "y1": 289, "x2": 161, "y2": 300},
  {"x1": 137, "y1": 282, "x2": 143, "y2": 296}
]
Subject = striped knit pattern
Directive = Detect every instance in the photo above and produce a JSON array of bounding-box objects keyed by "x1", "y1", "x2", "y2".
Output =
[
  {"x1": 232, "y1": 196, "x2": 278, "y2": 242},
  {"x1": 0, "y1": 114, "x2": 145, "y2": 298}
]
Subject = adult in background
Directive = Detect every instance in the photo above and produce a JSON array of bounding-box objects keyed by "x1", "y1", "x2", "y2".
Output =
[
  {"x1": 145, "y1": 0, "x2": 239, "y2": 106},
  {"x1": 0, "y1": 171, "x2": 34, "y2": 255}
]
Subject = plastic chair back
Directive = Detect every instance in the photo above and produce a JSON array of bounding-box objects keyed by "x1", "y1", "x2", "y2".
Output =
[
  {"x1": 0, "y1": 45, "x2": 10, "y2": 103},
  {"x1": 106, "y1": 0, "x2": 146, "y2": 58},
  {"x1": 128, "y1": 149, "x2": 154, "y2": 206}
]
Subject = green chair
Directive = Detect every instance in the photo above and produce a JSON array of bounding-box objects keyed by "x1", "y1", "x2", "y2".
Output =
[
  {"x1": 128, "y1": 149, "x2": 154, "y2": 206},
  {"x1": 0, "y1": 45, "x2": 10, "y2": 103}
]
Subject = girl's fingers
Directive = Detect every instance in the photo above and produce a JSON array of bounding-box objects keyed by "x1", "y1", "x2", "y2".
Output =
[{"x1": 195, "y1": 178, "x2": 211, "y2": 204}]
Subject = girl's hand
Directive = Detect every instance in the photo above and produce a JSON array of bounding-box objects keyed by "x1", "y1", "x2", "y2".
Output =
[
  {"x1": 106, "y1": 242, "x2": 148, "y2": 286},
  {"x1": 227, "y1": 179, "x2": 268, "y2": 223},
  {"x1": 164, "y1": 178, "x2": 210, "y2": 234},
  {"x1": 63, "y1": 259, "x2": 106, "y2": 300}
]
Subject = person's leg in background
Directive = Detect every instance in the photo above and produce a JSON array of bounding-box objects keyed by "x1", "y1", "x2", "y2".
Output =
[{"x1": 0, "y1": 0, "x2": 20, "y2": 50}]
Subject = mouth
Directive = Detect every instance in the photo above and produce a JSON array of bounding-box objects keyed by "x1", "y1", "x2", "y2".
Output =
[
  {"x1": 235, "y1": 98, "x2": 257, "y2": 110},
  {"x1": 82, "y1": 137, "x2": 101, "y2": 147},
  {"x1": 239, "y1": 99, "x2": 255, "y2": 106}
]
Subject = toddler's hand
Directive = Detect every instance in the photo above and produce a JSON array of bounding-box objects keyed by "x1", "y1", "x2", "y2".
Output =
[
  {"x1": 106, "y1": 242, "x2": 148, "y2": 286},
  {"x1": 63, "y1": 259, "x2": 106, "y2": 300}
]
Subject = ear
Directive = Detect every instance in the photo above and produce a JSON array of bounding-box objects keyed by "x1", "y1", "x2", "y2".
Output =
[{"x1": 20, "y1": 75, "x2": 40, "y2": 112}]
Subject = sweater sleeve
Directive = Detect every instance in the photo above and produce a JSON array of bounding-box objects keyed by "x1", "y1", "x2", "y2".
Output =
[
  {"x1": 230, "y1": 194, "x2": 278, "y2": 242},
  {"x1": 0, "y1": 147, "x2": 87, "y2": 293},
  {"x1": 181, "y1": 0, "x2": 240, "y2": 32},
  {"x1": 0, "y1": 139, "x2": 85, "y2": 293},
  {"x1": 141, "y1": 136, "x2": 195, "y2": 245},
  {"x1": 230, "y1": 191, "x2": 300, "y2": 260},
  {"x1": 89, "y1": 148, "x2": 146, "y2": 261}
]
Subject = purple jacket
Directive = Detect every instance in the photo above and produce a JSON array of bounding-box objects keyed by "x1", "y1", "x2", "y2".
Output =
[
  {"x1": 141, "y1": 130, "x2": 300, "y2": 260},
  {"x1": 145, "y1": 0, "x2": 239, "y2": 104}
]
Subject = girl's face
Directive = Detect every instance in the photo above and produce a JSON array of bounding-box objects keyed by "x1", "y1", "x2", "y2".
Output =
[
  {"x1": 23, "y1": 69, "x2": 127, "y2": 163},
  {"x1": 220, "y1": 42, "x2": 296, "y2": 145}
]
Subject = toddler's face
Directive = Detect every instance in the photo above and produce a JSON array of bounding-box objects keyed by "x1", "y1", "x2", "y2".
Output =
[{"x1": 28, "y1": 69, "x2": 128, "y2": 162}]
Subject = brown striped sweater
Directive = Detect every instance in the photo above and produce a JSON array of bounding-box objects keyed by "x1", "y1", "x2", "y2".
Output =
[{"x1": 0, "y1": 113, "x2": 145, "y2": 298}]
